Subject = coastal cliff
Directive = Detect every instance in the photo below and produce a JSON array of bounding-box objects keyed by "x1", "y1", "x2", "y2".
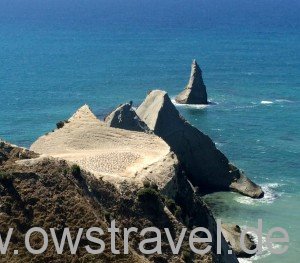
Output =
[
  {"x1": 0, "y1": 90, "x2": 263, "y2": 262},
  {"x1": 137, "y1": 90, "x2": 263, "y2": 198},
  {"x1": 1, "y1": 139, "x2": 238, "y2": 262},
  {"x1": 28, "y1": 103, "x2": 247, "y2": 261}
]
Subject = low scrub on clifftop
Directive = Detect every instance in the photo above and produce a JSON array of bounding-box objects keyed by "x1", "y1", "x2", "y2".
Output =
[{"x1": 0, "y1": 141, "x2": 231, "y2": 263}]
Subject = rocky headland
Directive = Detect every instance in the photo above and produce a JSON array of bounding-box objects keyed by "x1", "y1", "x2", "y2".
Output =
[{"x1": 0, "y1": 89, "x2": 263, "y2": 262}]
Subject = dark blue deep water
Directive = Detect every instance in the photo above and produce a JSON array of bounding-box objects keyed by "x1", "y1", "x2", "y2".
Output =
[{"x1": 0, "y1": 1, "x2": 299, "y2": 262}]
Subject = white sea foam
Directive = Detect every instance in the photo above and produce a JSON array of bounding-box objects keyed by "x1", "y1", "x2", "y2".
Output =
[
  {"x1": 260, "y1": 100, "x2": 273, "y2": 104},
  {"x1": 234, "y1": 183, "x2": 283, "y2": 205},
  {"x1": 260, "y1": 99, "x2": 294, "y2": 105},
  {"x1": 215, "y1": 142, "x2": 224, "y2": 147},
  {"x1": 275, "y1": 99, "x2": 293, "y2": 103},
  {"x1": 238, "y1": 228, "x2": 282, "y2": 262},
  {"x1": 238, "y1": 258, "x2": 252, "y2": 263},
  {"x1": 171, "y1": 98, "x2": 210, "y2": 109}
]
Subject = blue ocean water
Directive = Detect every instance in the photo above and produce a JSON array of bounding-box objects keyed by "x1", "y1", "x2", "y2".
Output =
[{"x1": 0, "y1": 1, "x2": 299, "y2": 262}]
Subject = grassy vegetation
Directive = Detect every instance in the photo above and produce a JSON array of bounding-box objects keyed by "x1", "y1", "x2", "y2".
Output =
[
  {"x1": 71, "y1": 164, "x2": 81, "y2": 177},
  {"x1": 56, "y1": 120, "x2": 69, "y2": 129},
  {"x1": 182, "y1": 249, "x2": 193, "y2": 262},
  {"x1": 0, "y1": 172, "x2": 13, "y2": 187}
]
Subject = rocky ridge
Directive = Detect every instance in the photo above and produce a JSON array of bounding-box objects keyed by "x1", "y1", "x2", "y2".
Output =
[
  {"x1": 137, "y1": 90, "x2": 263, "y2": 198},
  {"x1": 0, "y1": 88, "x2": 263, "y2": 262}
]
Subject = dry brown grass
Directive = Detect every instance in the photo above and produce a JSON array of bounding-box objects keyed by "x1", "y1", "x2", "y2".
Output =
[{"x1": 0, "y1": 141, "x2": 216, "y2": 263}]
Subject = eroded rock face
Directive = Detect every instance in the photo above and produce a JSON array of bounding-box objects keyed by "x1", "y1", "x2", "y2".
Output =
[
  {"x1": 222, "y1": 224, "x2": 256, "y2": 258},
  {"x1": 104, "y1": 103, "x2": 150, "y2": 132},
  {"x1": 137, "y1": 90, "x2": 264, "y2": 198},
  {"x1": 1, "y1": 140, "x2": 239, "y2": 263},
  {"x1": 30, "y1": 104, "x2": 178, "y2": 192},
  {"x1": 175, "y1": 59, "x2": 208, "y2": 104}
]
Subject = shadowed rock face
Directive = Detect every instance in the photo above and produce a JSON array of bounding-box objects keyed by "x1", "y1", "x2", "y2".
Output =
[
  {"x1": 175, "y1": 59, "x2": 208, "y2": 104},
  {"x1": 137, "y1": 90, "x2": 264, "y2": 198},
  {"x1": 104, "y1": 103, "x2": 150, "y2": 132}
]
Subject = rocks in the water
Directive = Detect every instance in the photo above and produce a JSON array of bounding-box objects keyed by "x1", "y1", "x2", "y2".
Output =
[
  {"x1": 137, "y1": 90, "x2": 264, "y2": 198},
  {"x1": 104, "y1": 103, "x2": 150, "y2": 132},
  {"x1": 175, "y1": 59, "x2": 208, "y2": 104},
  {"x1": 222, "y1": 224, "x2": 256, "y2": 258},
  {"x1": 229, "y1": 164, "x2": 264, "y2": 198}
]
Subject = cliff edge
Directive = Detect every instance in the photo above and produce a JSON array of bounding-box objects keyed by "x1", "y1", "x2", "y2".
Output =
[{"x1": 137, "y1": 90, "x2": 263, "y2": 198}]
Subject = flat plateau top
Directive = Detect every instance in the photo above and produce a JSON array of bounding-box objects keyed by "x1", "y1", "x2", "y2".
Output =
[{"x1": 30, "y1": 105, "x2": 170, "y2": 183}]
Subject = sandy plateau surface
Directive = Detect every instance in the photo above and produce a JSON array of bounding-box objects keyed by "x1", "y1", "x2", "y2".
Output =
[{"x1": 31, "y1": 105, "x2": 170, "y2": 185}]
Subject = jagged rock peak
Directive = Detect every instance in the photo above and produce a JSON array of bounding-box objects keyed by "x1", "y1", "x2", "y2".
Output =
[
  {"x1": 69, "y1": 104, "x2": 99, "y2": 122},
  {"x1": 104, "y1": 103, "x2": 150, "y2": 132},
  {"x1": 175, "y1": 59, "x2": 208, "y2": 104}
]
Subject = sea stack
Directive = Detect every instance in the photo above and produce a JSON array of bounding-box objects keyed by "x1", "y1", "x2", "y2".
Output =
[{"x1": 175, "y1": 59, "x2": 208, "y2": 104}]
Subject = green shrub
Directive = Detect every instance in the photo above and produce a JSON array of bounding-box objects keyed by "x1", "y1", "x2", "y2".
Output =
[
  {"x1": 165, "y1": 198, "x2": 176, "y2": 213},
  {"x1": 143, "y1": 181, "x2": 158, "y2": 190},
  {"x1": 174, "y1": 206, "x2": 182, "y2": 219},
  {"x1": 137, "y1": 188, "x2": 159, "y2": 203},
  {"x1": 182, "y1": 249, "x2": 192, "y2": 262},
  {"x1": 56, "y1": 120, "x2": 69, "y2": 129},
  {"x1": 137, "y1": 188, "x2": 161, "y2": 212},
  {"x1": 71, "y1": 164, "x2": 81, "y2": 177},
  {"x1": 0, "y1": 172, "x2": 13, "y2": 182}
]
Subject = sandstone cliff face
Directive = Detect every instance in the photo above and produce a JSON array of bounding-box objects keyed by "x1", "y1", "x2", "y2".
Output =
[
  {"x1": 104, "y1": 103, "x2": 150, "y2": 132},
  {"x1": 1, "y1": 141, "x2": 238, "y2": 263},
  {"x1": 175, "y1": 60, "x2": 208, "y2": 104},
  {"x1": 137, "y1": 90, "x2": 263, "y2": 198},
  {"x1": 30, "y1": 105, "x2": 172, "y2": 189}
]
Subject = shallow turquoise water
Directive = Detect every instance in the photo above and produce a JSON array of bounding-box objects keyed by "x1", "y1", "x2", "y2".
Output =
[{"x1": 0, "y1": 5, "x2": 299, "y2": 262}]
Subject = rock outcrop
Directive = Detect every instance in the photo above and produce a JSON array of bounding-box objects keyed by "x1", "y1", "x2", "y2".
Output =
[
  {"x1": 30, "y1": 105, "x2": 174, "y2": 190},
  {"x1": 0, "y1": 141, "x2": 149, "y2": 263},
  {"x1": 175, "y1": 59, "x2": 208, "y2": 104},
  {"x1": 136, "y1": 90, "x2": 264, "y2": 198},
  {"x1": 222, "y1": 224, "x2": 256, "y2": 258},
  {"x1": 104, "y1": 102, "x2": 149, "y2": 132},
  {"x1": 2, "y1": 130, "x2": 238, "y2": 262}
]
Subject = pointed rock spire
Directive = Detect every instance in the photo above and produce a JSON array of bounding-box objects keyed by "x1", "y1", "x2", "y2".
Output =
[
  {"x1": 69, "y1": 104, "x2": 99, "y2": 123},
  {"x1": 175, "y1": 59, "x2": 208, "y2": 104}
]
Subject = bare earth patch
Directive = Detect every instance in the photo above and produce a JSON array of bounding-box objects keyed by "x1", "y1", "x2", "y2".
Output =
[{"x1": 30, "y1": 105, "x2": 170, "y2": 186}]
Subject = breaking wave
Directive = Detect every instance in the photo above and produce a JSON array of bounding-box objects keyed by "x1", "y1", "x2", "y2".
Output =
[
  {"x1": 171, "y1": 98, "x2": 210, "y2": 109},
  {"x1": 261, "y1": 99, "x2": 294, "y2": 105},
  {"x1": 260, "y1": 100, "x2": 273, "y2": 104},
  {"x1": 234, "y1": 183, "x2": 283, "y2": 205},
  {"x1": 238, "y1": 228, "x2": 282, "y2": 262}
]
